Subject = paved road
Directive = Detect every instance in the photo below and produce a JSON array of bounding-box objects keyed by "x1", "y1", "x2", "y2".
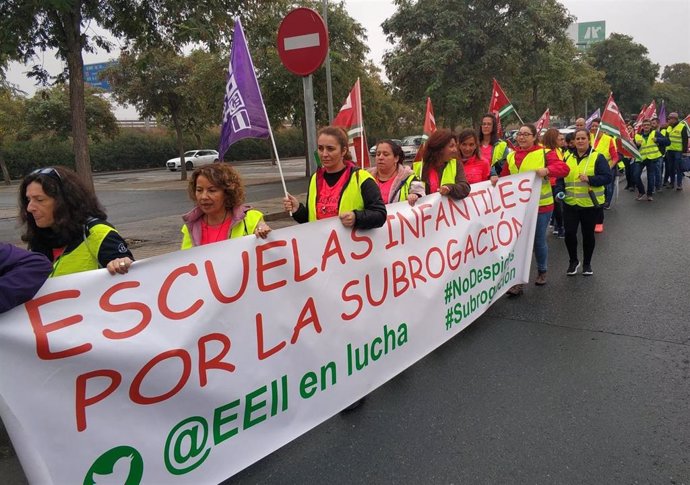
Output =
[
  {"x1": 2, "y1": 179, "x2": 689, "y2": 484},
  {"x1": 223, "y1": 184, "x2": 690, "y2": 484}
]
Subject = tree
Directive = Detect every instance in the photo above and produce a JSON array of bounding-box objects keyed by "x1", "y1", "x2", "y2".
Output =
[
  {"x1": 382, "y1": 0, "x2": 573, "y2": 128},
  {"x1": 0, "y1": 0, "x2": 248, "y2": 189},
  {"x1": 587, "y1": 33, "x2": 659, "y2": 116},
  {"x1": 24, "y1": 85, "x2": 118, "y2": 142},
  {"x1": 661, "y1": 63, "x2": 690, "y2": 89},
  {"x1": 106, "y1": 48, "x2": 224, "y2": 180},
  {"x1": 651, "y1": 82, "x2": 690, "y2": 117},
  {"x1": 0, "y1": 87, "x2": 25, "y2": 184}
]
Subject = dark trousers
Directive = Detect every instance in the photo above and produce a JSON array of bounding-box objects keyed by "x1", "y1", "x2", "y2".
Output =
[
  {"x1": 563, "y1": 203, "x2": 598, "y2": 265},
  {"x1": 551, "y1": 187, "x2": 563, "y2": 229},
  {"x1": 623, "y1": 157, "x2": 634, "y2": 188}
]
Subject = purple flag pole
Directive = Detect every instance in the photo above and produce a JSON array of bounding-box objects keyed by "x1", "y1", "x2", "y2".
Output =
[
  {"x1": 658, "y1": 100, "x2": 667, "y2": 126},
  {"x1": 585, "y1": 108, "x2": 601, "y2": 130}
]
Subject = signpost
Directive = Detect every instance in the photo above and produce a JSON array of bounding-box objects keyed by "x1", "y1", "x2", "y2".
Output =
[
  {"x1": 83, "y1": 61, "x2": 116, "y2": 91},
  {"x1": 277, "y1": 8, "x2": 329, "y2": 176}
]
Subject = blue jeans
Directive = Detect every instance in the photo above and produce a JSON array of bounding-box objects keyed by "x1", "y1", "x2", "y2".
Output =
[
  {"x1": 604, "y1": 165, "x2": 616, "y2": 205},
  {"x1": 632, "y1": 162, "x2": 645, "y2": 194},
  {"x1": 654, "y1": 158, "x2": 663, "y2": 190},
  {"x1": 534, "y1": 210, "x2": 552, "y2": 273},
  {"x1": 641, "y1": 159, "x2": 659, "y2": 196},
  {"x1": 668, "y1": 150, "x2": 684, "y2": 187}
]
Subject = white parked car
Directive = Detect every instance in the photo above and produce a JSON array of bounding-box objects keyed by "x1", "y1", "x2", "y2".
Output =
[
  {"x1": 400, "y1": 135, "x2": 424, "y2": 162},
  {"x1": 166, "y1": 150, "x2": 219, "y2": 171}
]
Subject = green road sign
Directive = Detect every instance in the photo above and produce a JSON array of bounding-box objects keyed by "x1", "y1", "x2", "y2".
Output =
[{"x1": 577, "y1": 21, "x2": 606, "y2": 49}]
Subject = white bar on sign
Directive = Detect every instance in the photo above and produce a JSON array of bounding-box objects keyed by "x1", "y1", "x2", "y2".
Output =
[{"x1": 284, "y1": 33, "x2": 320, "y2": 51}]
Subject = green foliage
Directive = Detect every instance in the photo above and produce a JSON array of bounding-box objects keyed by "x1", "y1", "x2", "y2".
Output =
[
  {"x1": 382, "y1": 0, "x2": 574, "y2": 126},
  {"x1": 2, "y1": 126, "x2": 306, "y2": 179},
  {"x1": 660, "y1": 63, "x2": 690, "y2": 89},
  {"x1": 24, "y1": 85, "x2": 118, "y2": 141},
  {"x1": 651, "y1": 82, "x2": 690, "y2": 117},
  {"x1": 587, "y1": 33, "x2": 659, "y2": 116}
]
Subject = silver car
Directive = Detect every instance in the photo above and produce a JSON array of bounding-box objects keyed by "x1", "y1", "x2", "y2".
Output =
[
  {"x1": 166, "y1": 150, "x2": 219, "y2": 171},
  {"x1": 400, "y1": 135, "x2": 424, "y2": 162}
]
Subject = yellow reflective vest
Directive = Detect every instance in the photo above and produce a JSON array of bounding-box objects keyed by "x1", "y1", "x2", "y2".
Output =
[
  {"x1": 412, "y1": 159, "x2": 458, "y2": 187},
  {"x1": 51, "y1": 221, "x2": 121, "y2": 277},
  {"x1": 180, "y1": 209, "x2": 263, "y2": 249},
  {"x1": 635, "y1": 131, "x2": 663, "y2": 160},
  {"x1": 666, "y1": 123, "x2": 685, "y2": 152},
  {"x1": 563, "y1": 152, "x2": 605, "y2": 208},
  {"x1": 490, "y1": 140, "x2": 509, "y2": 166},
  {"x1": 506, "y1": 150, "x2": 554, "y2": 207},
  {"x1": 306, "y1": 168, "x2": 372, "y2": 222}
]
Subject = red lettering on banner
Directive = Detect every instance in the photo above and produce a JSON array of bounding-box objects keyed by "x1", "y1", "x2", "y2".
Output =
[
  {"x1": 75, "y1": 369, "x2": 121, "y2": 431},
  {"x1": 130, "y1": 349, "x2": 191, "y2": 405},
  {"x1": 391, "y1": 261, "x2": 409, "y2": 297},
  {"x1": 350, "y1": 228, "x2": 373, "y2": 260},
  {"x1": 415, "y1": 203, "x2": 433, "y2": 238},
  {"x1": 321, "y1": 230, "x2": 345, "y2": 271},
  {"x1": 26, "y1": 290, "x2": 90, "y2": 360},
  {"x1": 198, "y1": 333, "x2": 235, "y2": 386},
  {"x1": 447, "y1": 239, "x2": 462, "y2": 269},
  {"x1": 435, "y1": 202, "x2": 452, "y2": 231},
  {"x1": 341, "y1": 280, "x2": 363, "y2": 321},
  {"x1": 365, "y1": 270, "x2": 388, "y2": 306},
  {"x1": 206, "y1": 255, "x2": 249, "y2": 303},
  {"x1": 158, "y1": 264, "x2": 203, "y2": 320},
  {"x1": 476, "y1": 228, "x2": 489, "y2": 256},
  {"x1": 99, "y1": 282, "x2": 152, "y2": 340},
  {"x1": 290, "y1": 297, "x2": 322, "y2": 344},
  {"x1": 397, "y1": 211, "x2": 420, "y2": 244},
  {"x1": 408, "y1": 255, "x2": 426, "y2": 288},
  {"x1": 517, "y1": 178, "x2": 532, "y2": 202},
  {"x1": 292, "y1": 238, "x2": 317, "y2": 282},
  {"x1": 464, "y1": 235, "x2": 476, "y2": 262},
  {"x1": 384, "y1": 214, "x2": 399, "y2": 250},
  {"x1": 256, "y1": 313, "x2": 286, "y2": 360},
  {"x1": 256, "y1": 240, "x2": 288, "y2": 291},
  {"x1": 498, "y1": 180, "x2": 517, "y2": 208},
  {"x1": 447, "y1": 197, "x2": 470, "y2": 222}
]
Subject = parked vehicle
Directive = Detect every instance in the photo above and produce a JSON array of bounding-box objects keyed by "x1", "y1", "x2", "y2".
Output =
[
  {"x1": 369, "y1": 138, "x2": 402, "y2": 156},
  {"x1": 400, "y1": 135, "x2": 424, "y2": 161},
  {"x1": 166, "y1": 150, "x2": 219, "y2": 171}
]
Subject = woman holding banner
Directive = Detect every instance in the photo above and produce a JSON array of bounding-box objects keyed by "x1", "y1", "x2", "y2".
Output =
[
  {"x1": 500, "y1": 124, "x2": 569, "y2": 294},
  {"x1": 413, "y1": 129, "x2": 471, "y2": 199},
  {"x1": 457, "y1": 129, "x2": 491, "y2": 184},
  {"x1": 181, "y1": 164, "x2": 272, "y2": 248},
  {"x1": 478, "y1": 113, "x2": 510, "y2": 177},
  {"x1": 283, "y1": 126, "x2": 386, "y2": 229},
  {"x1": 19, "y1": 166, "x2": 134, "y2": 277},
  {"x1": 561, "y1": 128, "x2": 612, "y2": 276},
  {"x1": 368, "y1": 139, "x2": 425, "y2": 205}
]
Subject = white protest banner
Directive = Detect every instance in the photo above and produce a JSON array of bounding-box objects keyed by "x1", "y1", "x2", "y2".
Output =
[{"x1": 0, "y1": 173, "x2": 540, "y2": 484}]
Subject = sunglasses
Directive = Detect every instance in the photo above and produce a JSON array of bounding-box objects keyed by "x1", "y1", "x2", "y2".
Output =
[{"x1": 30, "y1": 167, "x2": 62, "y2": 183}]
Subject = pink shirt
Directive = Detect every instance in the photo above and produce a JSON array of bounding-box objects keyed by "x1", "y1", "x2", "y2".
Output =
[{"x1": 200, "y1": 217, "x2": 232, "y2": 245}]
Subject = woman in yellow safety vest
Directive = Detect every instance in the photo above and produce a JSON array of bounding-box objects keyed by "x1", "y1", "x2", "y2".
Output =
[
  {"x1": 478, "y1": 113, "x2": 510, "y2": 178},
  {"x1": 181, "y1": 163, "x2": 271, "y2": 249},
  {"x1": 283, "y1": 126, "x2": 386, "y2": 229},
  {"x1": 500, "y1": 123, "x2": 569, "y2": 294},
  {"x1": 412, "y1": 128, "x2": 471, "y2": 199},
  {"x1": 368, "y1": 139, "x2": 425, "y2": 205},
  {"x1": 562, "y1": 128, "x2": 612, "y2": 277},
  {"x1": 19, "y1": 166, "x2": 134, "y2": 276}
]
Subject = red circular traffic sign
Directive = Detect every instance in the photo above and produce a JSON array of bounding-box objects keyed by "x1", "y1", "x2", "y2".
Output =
[{"x1": 277, "y1": 8, "x2": 329, "y2": 76}]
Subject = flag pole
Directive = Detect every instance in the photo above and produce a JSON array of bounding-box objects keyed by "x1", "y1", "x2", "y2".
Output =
[{"x1": 357, "y1": 77, "x2": 365, "y2": 169}]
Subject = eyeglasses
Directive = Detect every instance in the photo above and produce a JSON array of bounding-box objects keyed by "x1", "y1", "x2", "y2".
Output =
[
  {"x1": 516, "y1": 132, "x2": 533, "y2": 137},
  {"x1": 30, "y1": 167, "x2": 62, "y2": 183}
]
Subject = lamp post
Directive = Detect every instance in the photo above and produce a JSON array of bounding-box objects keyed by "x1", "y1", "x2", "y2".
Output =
[{"x1": 323, "y1": 0, "x2": 334, "y2": 122}]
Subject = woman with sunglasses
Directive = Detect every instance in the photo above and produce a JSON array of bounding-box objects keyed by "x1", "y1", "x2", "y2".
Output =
[
  {"x1": 500, "y1": 124, "x2": 569, "y2": 294},
  {"x1": 19, "y1": 166, "x2": 134, "y2": 277}
]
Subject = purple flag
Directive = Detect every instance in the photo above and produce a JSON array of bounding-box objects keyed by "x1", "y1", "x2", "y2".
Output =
[
  {"x1": 218, "y1": 18, "x2": 270, "y2": 160},
  {"x1": 658, "y1": 100, "x2": 667, "y2": 126},
  {"x1": 585, "y1": 108, "x2": 601, "y2": 130}
]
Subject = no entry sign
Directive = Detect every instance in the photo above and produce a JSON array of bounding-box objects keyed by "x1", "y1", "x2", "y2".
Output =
[{"x1": 277, "y1": 8, "x2": 329, "y2": 76}]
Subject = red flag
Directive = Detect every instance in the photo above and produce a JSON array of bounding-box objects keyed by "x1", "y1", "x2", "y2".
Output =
[
  {"x1": 633, "y1": 104, "x2": 647, "y2": 132},
  {"x1": 492, "y1": 110, "x2": 504, "y2": 138},
  {"x1": 488, "y1": 79, "x2": 515, "y2": 119},
  {"x1": 413, "y1": 97, "x2": 437, "y2": 163},
  {"x1": 600, "y1": 94, "x2": 642, "y2": 160},
  {"x1": 332, "y1": 79, "x2": 370, "y2": 168},
  {"x1": 643, "y1": 100, "x2": 657, "y2": 120},
  {"x1": 534, "y1": 108, "x2": 550, "y2": 132}
]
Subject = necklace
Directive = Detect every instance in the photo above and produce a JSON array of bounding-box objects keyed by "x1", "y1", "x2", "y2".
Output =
[
  {"x1": 204, "y1": 209, "x2": 228, "y2": 227},
  {"x1": 202, "y1": 210, "x2": 230, "y2": 244}
]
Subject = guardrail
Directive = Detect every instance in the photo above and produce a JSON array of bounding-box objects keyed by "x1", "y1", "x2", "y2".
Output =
[{"x1": 116, "y1": 119, "x2": 158, "y2": 129}]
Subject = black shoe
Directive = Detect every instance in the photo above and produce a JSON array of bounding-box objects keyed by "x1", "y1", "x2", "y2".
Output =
[
  {"x1": 567, "y1": 261, "x2": 580, "y2": 276},
  {"x1": 582, "y1": 264, "x2": 593, "y2": 276},
  {"x1": 557, "y1": 227, "x2": 565, "y2": 239}
]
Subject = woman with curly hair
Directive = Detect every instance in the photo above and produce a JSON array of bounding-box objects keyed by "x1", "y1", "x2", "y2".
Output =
[
  {"x1": 412, "y1": 128, "x2": 471, "y2": 199},
  {"x1": 181, "y1": 163, "x2": 271, "y2": 249},
  {"x1": 19, "y1": 166, "x2": 134, "y2": 276}
]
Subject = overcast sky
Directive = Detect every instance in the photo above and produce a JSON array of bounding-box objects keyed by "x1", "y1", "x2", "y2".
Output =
[{"x1": 5, "y1": 0, "x2": 689, "y2": 118}]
